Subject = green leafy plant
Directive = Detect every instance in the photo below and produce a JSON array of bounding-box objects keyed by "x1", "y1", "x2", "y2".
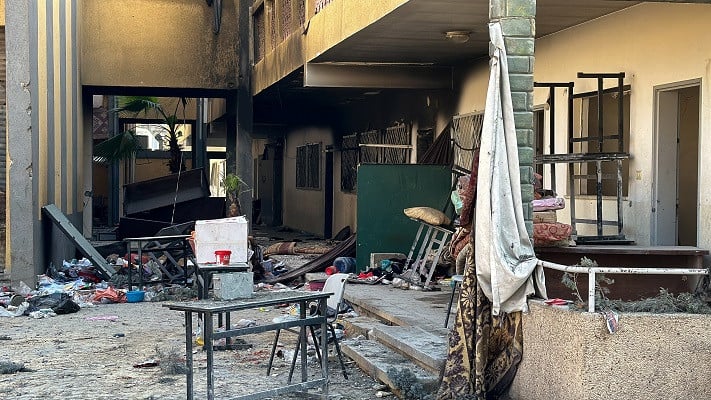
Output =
[
  {"x1": 222, "y1": 173, "x2": 244, "y2": 194},
  {"x1": 561, "y1": 257, "x2": 614, "y2": 311},
  {"x1": 222, "y1": 173, "x2": 245, "y2": 217},
  {"x1": 94, "y1": 96, "x2": 188, "y2": 173}
]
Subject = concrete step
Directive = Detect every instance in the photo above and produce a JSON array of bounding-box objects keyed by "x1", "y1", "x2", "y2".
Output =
[
  {"x1": 341, "y1": 337, "x2": 440, "y2": 397},
  {"x1": 370, "y1": 325, "x2": 447, "y2": 375}
]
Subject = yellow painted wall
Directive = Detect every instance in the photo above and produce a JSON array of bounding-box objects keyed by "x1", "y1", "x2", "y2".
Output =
[
  {"x1": 0, "y1": 1, "x2": 5, "y2": 26},
  {"x1": 253, "y1": 0, "x2": 407, "y2": 94},
  {"x1": 457, "y1": 3, "x2": 711, "y2": 247},
  {"x1": 283, "y1": 127, "x2": 332, "y2": 236},
  {"x1": 81, "y1": 0, "x2": 239, "y2": 89}
]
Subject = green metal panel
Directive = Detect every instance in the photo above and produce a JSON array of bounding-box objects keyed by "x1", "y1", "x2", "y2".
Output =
[{"x1": 356, "y1": 164, "x2": 452, "y2": 272}]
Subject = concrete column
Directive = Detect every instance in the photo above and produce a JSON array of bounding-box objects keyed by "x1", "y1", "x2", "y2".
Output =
[
  {"x1": 490, "y1": 0, "x2": 536, "y2": 234},
  {"x1": 5, "y1": 1, "x2": 37, "y2": 284}
]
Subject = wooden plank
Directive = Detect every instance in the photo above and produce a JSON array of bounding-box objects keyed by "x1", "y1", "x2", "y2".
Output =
[
  {"x1": 42, "y1": 204, "x2": 115, "y2": 279},
  {"x1": 536, "y1": 245, "x2": 708, "y2": 256}
]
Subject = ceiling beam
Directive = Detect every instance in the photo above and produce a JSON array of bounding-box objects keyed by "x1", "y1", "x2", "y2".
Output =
[{"x1": 304, "y1": 63, "x2": 453, "y2": 89}]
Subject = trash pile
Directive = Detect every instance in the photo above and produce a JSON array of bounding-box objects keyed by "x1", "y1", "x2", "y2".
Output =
[{"x1": 0, "y1": 257, "x2": 197, "y2": 319}]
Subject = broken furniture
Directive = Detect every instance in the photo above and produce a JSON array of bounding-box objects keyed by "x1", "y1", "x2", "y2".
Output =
[
  {"x1": 123, "y1": 234, "x2": 193, "y2": 288},
  {"x1": 265, "y1": 234, "x2": 356, "y2": 284},
  {"x1": 196, "y1": 263, "x2": 250, "y2": 300},
  {"x1": 445, "y1": 274, "x2": 464, "y2": 328},
  {"x1": 403, "y1": 218, "x2": 454, "y2": 288},
  {"x1": 534, "y1": 73, "x2": 631, "y2": 244},
  {"x1": 164, "y1": 290, "x2": 332, "y2": 400},
  {"x1": 119, "y1": 168, "x2": 224, "y2": 239},
  {"x1": 267, "y1": 273, "x2": 349, "y2": 381},
  {"x1": 42, "y1": 204, "x2": 115, "y2": 280}
]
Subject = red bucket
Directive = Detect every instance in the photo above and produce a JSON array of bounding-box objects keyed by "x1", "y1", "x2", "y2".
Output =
[{"x1": 215, "y1": 250, "x2": 232, "y2": 265}]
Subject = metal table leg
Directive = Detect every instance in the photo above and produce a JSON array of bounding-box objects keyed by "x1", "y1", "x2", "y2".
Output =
[
  {"x1": 185, "y1": 311, "x2": 194, "y2": 400},
  {"x1": 205, "y1": 311, "x2": 214, "y2": 400}
]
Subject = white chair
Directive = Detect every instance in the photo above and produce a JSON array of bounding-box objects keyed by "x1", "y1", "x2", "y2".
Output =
[{"x1": 267, "y1": 273, "x2": 350, "y2": 381}]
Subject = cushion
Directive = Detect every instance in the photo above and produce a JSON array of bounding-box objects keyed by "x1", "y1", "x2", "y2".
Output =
[
  {"x1": 533, "y1": 211, "x2": 557, "y2": 224},
  {"x1": 404, "y1": 207, "x2": 451, "y2": 226}
]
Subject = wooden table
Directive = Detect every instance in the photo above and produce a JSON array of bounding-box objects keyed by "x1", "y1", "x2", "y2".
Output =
[{"x1": 164, "y1": 290, "x2": 332, "y2": 400}]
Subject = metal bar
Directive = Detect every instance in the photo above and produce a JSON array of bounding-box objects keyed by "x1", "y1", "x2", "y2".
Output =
[
  {"x1": 539, "y1": 259, "x2": 709, "y2": 313},
  {"x1": 231, "y1": 379, "x2": 328, "y2": 400},
  {"x1": 572, "y1": 173, "x2": 618, "y2": 180},
  {"x1": 571, "y1": 218, "x2": 619, "y2": 226},
  {"x1": 319, "y1": 294, "x2": 329, "y2": 397},
  {"x1": 596, "y1": 160, "x2": 603, "y2": 236},
  {"x1": 405, "y1": 223, "x2": 425, "y2": 268},
  {"x1": 550, "y1": 87, "x2": 556, "y2": 187},
  {"x1": 588, "y1": 270, "x2": 596, "y2": 313},
  {"x1": 538, "y1": 260, "x2": 710, "y2": 275},
  {"x1": 618, "y1": 76, "x2": 625, "y2": 153},
  {"x1": 185, "y1": 311, "x2": 193, "y2": 400},
  {"x1": 300, "y1": 300, "x2": 308, "y2": 383},
  {"x1": 569, "y1": 135, "x2": 623, "y2": 143},
  {"x1": 358, "y1": 143, "x2": 413, "y2": 149},
  {"x1": 617, "y1": 159, "x2": 624, "y2": 235},
  {"x1": 597, "y1": 77, "x2": 604, "y2": 153},
  {"x1": 577, "y1": 72, "x2": 626, "y2": 79},
  {"x1": 205, "y1": 312, "x2": 214, "y2": 400}
]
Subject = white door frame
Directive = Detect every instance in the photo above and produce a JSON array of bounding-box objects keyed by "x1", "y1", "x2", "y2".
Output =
[{"x1": 651, "y1": 79, "x2": 701, "y2": 245}]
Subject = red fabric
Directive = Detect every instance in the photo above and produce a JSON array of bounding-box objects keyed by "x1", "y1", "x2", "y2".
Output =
[
  {"x1": 533, "y1": 222, "x2": 572, "y2": 247},
  {"x1": 459, "y1": 149, "x2": 480, "y2": 227}
]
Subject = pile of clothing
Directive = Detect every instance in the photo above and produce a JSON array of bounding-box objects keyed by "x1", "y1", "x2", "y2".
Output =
[{"x1": 531, "y1": 173, "x2": 574, "y2": 247}]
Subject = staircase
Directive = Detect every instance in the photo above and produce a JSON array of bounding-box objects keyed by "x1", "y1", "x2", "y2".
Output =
[{"x1": 339, "y1": 284, "x2": 453, "y2": 396}]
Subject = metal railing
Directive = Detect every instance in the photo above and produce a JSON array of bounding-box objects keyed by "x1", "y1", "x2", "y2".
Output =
[{"x1": 537, "y1": 259, "x2": 709, "y2": 312}]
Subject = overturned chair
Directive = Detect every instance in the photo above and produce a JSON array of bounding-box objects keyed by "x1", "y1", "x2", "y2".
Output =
[{"x1": 267, "y1": 273, "x2": 350, "y2": 381}]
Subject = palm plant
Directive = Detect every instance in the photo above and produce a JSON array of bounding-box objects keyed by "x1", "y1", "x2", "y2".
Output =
[{"x1": 94, "y1": 96, "x2": 188, "y2": 174}]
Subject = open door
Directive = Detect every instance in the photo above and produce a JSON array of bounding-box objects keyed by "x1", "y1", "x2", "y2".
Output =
[{"x1": 653, "y1": 83, "x2": 700, "y2": 246}]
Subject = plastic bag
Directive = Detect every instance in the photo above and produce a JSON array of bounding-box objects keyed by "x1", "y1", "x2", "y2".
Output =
[
  {"x1": 26, "y1": 293, "x2": 81, "y2": 315},
  {"x1": 451, "y1": 191, "x2": 464, "y2": 215}
]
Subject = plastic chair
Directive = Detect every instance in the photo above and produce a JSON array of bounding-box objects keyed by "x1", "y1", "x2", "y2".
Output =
[
  {"x1": 445, "y1": 274, "x2": 464, "y2": 328},
  {"x1": 266, "y1": 273, "x2": 350, "y2": 381}
]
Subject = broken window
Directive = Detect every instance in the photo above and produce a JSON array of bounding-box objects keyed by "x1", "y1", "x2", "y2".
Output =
[{"x1": 296, "y1": 143, "x2": 320, "y2": 189}]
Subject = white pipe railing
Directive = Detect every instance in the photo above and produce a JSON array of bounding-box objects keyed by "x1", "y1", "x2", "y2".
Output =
[{"x1": 537, "y1": 260, "x2": 710, "y2": 312}]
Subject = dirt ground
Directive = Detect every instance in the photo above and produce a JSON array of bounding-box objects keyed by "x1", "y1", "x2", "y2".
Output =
[
  {"x1": 0, "y1": 296, "x2": 381, "y2": 399},
  {"x1": 0, "y1": 227, "x2": 384, "y2": 399}
]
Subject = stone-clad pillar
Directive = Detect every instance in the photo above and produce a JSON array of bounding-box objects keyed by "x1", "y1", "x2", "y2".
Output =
[{"x1": 490, "y1": 0, "x2": 536, "y2": 235}]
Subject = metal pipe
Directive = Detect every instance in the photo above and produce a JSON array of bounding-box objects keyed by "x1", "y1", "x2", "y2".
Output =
[
  {"x1": 537, "y1": 259, "x2": 709, "y2": 312},
  {"x1": 588, "y1": 270, "x2": 596, "y2": 313}
]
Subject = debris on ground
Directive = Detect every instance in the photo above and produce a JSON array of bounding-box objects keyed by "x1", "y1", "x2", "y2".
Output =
[{"x1": 0, "y1": 362, "x2": 33, "y2": 375}]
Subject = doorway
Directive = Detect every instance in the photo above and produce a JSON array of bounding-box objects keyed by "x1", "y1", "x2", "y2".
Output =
[{"x1": 653, "y1": 82, "x2": 700, "y2": 246}]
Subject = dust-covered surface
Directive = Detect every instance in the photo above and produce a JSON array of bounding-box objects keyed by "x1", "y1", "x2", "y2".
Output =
[{"x1": 0, "y1": 300, "x2": 381, "y2": 399}]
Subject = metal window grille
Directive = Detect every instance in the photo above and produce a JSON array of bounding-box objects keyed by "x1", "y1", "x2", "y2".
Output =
[
  {"x1": 296, "y1": 0, "x2": 305, "y2": 27},
  {"x1": 451, "y1": 112, "x2": 484, "y2": 174},
  {"x1": 340, "y1": 134, "x2": 358, "y2": 192},
  {"x1": 358, "y1": 129, "x2": 381, "y2": 164},
  {"x1": 315, "y1": 0, "x2": 334, "y2": 14},
  {"x1": 296, "y1": 143, "x2": 320, "y2": 189},
  {"x1": 279, "y1": 0, "x2": 293, "y2": 40},
  {"x1": 253, "y1": 6, "x2": 266, "y2": 63},
  {"x1": 360, "y1": 124, "x2": 411, "y2": 164},
  {"x1": 340, "y1": 124, "x2": 412, "y2": 193},
  {"x1": 268, "y1": 1, "x2": 278, "y2": 51}
]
